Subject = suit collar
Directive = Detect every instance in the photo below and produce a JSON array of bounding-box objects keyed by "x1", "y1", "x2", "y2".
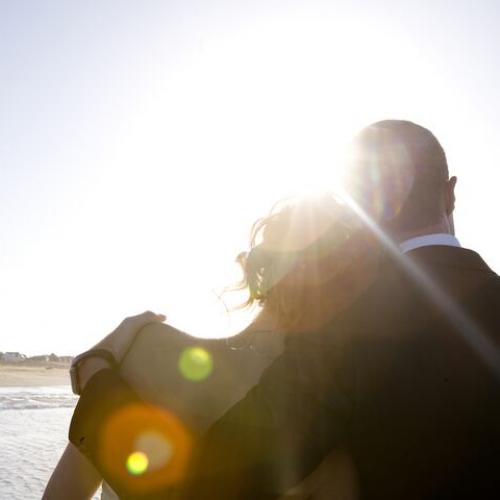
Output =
[
  {"x1": 403, "y1": 245, "x2": 496, "y2": 274},
  {"x1": 400, "y1": 233, "x2": 460, "y2": 253}
]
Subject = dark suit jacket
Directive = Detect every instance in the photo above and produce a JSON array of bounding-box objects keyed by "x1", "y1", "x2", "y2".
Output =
[
  {"x1": 181, "y1": 246, "x2": 500, "y2": 499},
  {"x1": 70, "y1": 246, "x2": 500, "y2": 499}
]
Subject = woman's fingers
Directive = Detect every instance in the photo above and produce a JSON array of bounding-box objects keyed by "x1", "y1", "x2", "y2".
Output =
[
  {"x1": 123, "y1": 311, "x2": 167, "y2": 329},
  {"x1": 95, "y1": 311, "x2": 167, "y2": 363}
]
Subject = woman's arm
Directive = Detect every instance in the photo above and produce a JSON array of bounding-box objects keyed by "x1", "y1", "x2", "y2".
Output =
[
  {"x1": 43, "y1": 443, "x2": 102, "y2": 500},
  {"x1": 43, "y1": 312, "x2": 166, "y2": 500},
  {"x1": 43, "y1": 355, "x2": 114, "y2": 498}
]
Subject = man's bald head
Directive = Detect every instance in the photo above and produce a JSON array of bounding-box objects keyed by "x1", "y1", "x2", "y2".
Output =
[{"x1": 345, "y1": 120, "x2": 455, "y2": 235}]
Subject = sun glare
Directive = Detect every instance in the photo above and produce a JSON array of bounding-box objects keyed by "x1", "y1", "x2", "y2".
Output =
[
  {"x1": 2, "y1": 4, "x2": 453, "y2": 355},
  {"x1": 94, "y1": 12, "x2": 423, "y2": 342}
]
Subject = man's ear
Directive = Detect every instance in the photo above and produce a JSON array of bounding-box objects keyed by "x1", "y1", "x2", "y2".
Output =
[{"x1": 445, "y1": 176, "x2": 457, "y2": 216}]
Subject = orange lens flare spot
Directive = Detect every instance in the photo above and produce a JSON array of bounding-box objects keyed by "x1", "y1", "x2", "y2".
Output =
[
  {"x1": 126, "y1": 451, "x2": 149, "y2": 476},
  {"x1": 134, "y1": 430, "x2": 173, "y2": 471},
  {"x1": 178, "y1": 346, "x2": 213, "y2": 381},
  {"x1": 98, "y1": 403, "x2": 192, "y2": 494}
]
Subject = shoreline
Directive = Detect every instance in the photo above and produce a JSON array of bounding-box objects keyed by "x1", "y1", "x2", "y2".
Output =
[{"x1": 0, "y1": 363, "x2": 71, "y2": 387}]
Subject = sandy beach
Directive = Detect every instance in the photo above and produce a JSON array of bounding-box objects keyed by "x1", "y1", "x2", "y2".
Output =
[{"x1": 0, "y1": 363, "x2": 71, "y2": 387}]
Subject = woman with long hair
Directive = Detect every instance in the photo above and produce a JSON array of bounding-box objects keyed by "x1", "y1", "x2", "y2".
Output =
[{"x1": 44, "y1": 194, "x2": 379, "y2": 499}]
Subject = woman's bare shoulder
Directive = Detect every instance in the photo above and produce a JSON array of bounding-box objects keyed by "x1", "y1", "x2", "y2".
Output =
[
  {"x1": 117, "y1": 323, "x2": 196, "y2": 400},
  {"x1": 116, "y1": 323, "x2": 259, "y2": 430},
  {"x1": 131, "y1": 322, "x2": 196, "y2": 350}
]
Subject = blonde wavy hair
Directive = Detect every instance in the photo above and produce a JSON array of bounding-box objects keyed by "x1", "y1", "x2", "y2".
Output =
[{"x1": 234, "y1": 194, "x2": 376, "y2": 332}]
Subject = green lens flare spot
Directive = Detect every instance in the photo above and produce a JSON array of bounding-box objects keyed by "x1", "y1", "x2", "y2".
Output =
[
  {"x1": 178, "y1": 347, "x2": 213, "y2": 381},
  {"x1": 126, "y1": 451, "x2": 149, "y2": 476}
]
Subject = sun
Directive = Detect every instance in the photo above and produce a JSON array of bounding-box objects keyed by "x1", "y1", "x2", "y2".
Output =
[{"x1": 50, "y1": 7, "x2": 417, "y2": 350}]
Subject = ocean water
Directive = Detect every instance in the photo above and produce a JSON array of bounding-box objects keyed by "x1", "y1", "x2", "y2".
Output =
[{"x1": 0, "y1": 386, "x2": 101, "y2": 499}]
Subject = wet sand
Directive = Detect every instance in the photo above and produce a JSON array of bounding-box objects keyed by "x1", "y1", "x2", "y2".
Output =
[{"x1": 0, "y1": 364, "x2": 70, "y2": 387}]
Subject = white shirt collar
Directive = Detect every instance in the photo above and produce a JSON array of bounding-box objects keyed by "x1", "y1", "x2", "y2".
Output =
[{"x1": 399, "y1": 233, "x2": 461, "y2": 254}]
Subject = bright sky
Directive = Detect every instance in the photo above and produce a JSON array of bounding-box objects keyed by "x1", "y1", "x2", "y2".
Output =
[{"x1": 1, "y1": 0, "x2": 499, "y2": 355}]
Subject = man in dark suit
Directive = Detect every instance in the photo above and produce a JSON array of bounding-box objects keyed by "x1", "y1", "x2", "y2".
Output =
[
  {"x1": 66, "y1": 120, "x2": 500, "y2": 499},
  {"x1": 179, "y1": 120, "x2": 500, "y2": 499}
]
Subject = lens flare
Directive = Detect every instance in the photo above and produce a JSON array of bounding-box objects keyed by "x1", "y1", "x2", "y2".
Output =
[
  {"x1": 178, "y1": 346, "x2": 213, "y2": 381},
  {"x1": 126, "y1": 451, "x2": 149, "y2": 476},
  {"x1": 98, "y1": 403, "x2": 192, "y2": 494},
  {"x1": 134, "y1": 430, "x2": 173, "y2": 471}
]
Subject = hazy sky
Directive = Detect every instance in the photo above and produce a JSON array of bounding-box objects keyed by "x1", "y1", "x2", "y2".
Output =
[{"x1": 1, "y1": 0, "x2": 499, "y2": 355}]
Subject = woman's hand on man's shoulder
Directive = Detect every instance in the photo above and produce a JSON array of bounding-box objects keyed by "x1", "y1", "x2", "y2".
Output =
[
  {"x1": 74, "y1": 311, "x2": 167, "y2": 392},
  {"x1": 94, "y1": 311, "x2": 167, "y2": 363}
]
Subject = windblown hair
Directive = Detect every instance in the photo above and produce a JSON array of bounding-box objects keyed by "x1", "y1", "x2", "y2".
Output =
[{"x1": 233, "y1": 194, "x2": 371, "y2": 331}]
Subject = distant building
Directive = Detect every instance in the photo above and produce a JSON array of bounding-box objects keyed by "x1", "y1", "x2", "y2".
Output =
[
  {"x1": 1, "y1": 352, "x2": 27, "y2": 363},
  {"x1": 29, "y1": 355, "x2": 51, "y2": 363}
]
